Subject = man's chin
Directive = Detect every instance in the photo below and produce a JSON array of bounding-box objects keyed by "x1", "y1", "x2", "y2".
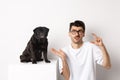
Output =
[
  {"x1": 73, "y1": 40, "x2": 80, "y2": 44},
  {"x1": 71, "y1": 38, "x2": 81, "y2": 44}
]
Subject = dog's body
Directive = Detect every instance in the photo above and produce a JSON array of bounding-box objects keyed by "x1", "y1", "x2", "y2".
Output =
[{"x1": 20, "y1": 27, "x2": 50, "y2": 64}]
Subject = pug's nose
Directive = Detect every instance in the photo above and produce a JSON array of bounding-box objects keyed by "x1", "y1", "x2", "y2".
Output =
[{"x1": 40, "y1": 36, "x2": 45, "y2": 38}]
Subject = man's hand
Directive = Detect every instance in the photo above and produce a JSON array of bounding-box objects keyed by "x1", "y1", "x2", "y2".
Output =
[
  {"x1": 51, "y1": 48, "x2": 70, "y2": 80},
  {"x1": 51, "y1": 48, "x2": 66, "y2": 60},
  {"x1": 91, "y1": 33, "x2": 111, "y2": 69},
  {"x1": 91, "y1": 33, "x2": 104, "y2": 46}
]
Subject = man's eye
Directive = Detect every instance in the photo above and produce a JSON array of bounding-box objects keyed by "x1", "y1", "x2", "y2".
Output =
[
  {"x1": 79, "y1": 30, "x2": 83, "y2": 32},
  {"x1": 71, "y1": 30, "x2": 76, "y2": 32}
]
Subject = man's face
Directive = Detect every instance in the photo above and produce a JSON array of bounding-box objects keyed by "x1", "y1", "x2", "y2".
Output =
[{"x1": 69, "y1": 26, "x2": 85, "y2": 44}]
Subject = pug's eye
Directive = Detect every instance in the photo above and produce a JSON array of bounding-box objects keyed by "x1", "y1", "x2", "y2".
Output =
[{"x1": 36, "y1": 32, "x2": 40, "y2": 35}]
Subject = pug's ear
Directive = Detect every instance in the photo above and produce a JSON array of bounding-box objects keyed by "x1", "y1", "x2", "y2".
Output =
[
  {"x1": 33, "y1": 28, "x2": 36, "y2": 33},
  {"x1": 33, "y1": 27, "x2": 40, "y2": 33},
  {"x1": 46, "y1": 28, "x2": 49, "y2": 32}
]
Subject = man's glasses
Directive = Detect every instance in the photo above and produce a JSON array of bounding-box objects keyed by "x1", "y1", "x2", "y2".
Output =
[{"x1": 70, "y1": 30, "x2": 84, "y2": 35}]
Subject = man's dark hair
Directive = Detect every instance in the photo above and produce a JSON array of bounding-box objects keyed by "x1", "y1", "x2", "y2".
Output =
[{"x1": 69, "y1": 20, "x2": 85, "y2": 32}]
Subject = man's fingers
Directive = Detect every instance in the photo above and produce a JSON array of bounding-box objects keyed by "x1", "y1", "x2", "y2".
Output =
[
  {"x1": 51, "y1": 48, "x2": 55, "y2": 53},
  {"x1": 51, "y1": 48, "x2": 58, "y2": 54},
  {"x1": 92, "y1": 33, "x2": 99, "y2": 39},
  {"x1": 51, "y1": 48, "x2": 62, "y2": 56},
  {"x1": 90, "y1": 41, "x2": 95, "y2": 44},
  {"x1": 92, "y1": 33, "x2": 102, "y2": 41},
  {"x1": 59, "y1": 49, "x2": 64, "y2": 53}
]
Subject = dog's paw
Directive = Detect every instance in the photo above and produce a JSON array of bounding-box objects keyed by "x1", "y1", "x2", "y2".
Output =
[
  {"x1": 37, "y1": 59, "x2": 43, "y2": 61},
  {"x1": 32, "y1": 61, "x2": 37, "y2": 64},
  {"x1": 31, "y1": 58, "x2": 37, "y2": 64},
  {"x1": 45, "y1": 60, "x2": 51, "y2": 63}
]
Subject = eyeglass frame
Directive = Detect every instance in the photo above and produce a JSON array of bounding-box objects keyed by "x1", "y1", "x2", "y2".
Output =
[{"x1": 70, "y1": 30, "x2": 84, "y2": 35}]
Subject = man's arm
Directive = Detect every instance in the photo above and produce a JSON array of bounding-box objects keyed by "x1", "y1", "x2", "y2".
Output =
[
  {"x1": 91, "y1": 33, "x2": 111, "y2": 69},
  {"x1": 51, "y1": 48, "x2": 70, "y2": 80},
  {"x1": 99, "y1": 45, "x2": 111, "y2": 69},
  {"x1": 61, "y1": 56, "x2": 70, "y2": 80}
]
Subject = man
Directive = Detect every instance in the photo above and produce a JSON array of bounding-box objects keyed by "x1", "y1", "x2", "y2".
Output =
[{"x1": 51, "y1": 20, "x2": 111, "y2": 80}]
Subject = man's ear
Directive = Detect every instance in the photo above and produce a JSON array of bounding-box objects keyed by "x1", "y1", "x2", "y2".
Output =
[
  {"x1": 68, "y1": 32, "x2": 71, "y2": 37},
  {"x1": 83, "y1": 32, "x2": 85, "y2": 37}
]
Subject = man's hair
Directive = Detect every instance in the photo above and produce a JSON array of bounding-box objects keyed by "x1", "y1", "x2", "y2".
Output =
[{"x1": 69, "y1": 20, "x2": 85, "y2": 32}]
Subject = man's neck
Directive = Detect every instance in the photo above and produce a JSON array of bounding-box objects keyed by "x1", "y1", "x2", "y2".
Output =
[{"x1": 71, "y1": 41, "x2": 83, "y2": 49}]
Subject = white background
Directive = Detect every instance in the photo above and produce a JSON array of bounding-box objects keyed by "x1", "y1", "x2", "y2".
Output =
[{"x1": 0, "y1": 0, "x2": 120, "y2": 80}]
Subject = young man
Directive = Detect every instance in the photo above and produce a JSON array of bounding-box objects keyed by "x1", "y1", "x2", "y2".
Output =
[{"x1": 51, "y1": 20, "x2": 111, "y2": 80}]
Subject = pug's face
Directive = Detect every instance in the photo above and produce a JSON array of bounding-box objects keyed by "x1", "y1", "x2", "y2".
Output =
[{"x1": 33, "y1": 27, "x2": 49, "y2": 39}]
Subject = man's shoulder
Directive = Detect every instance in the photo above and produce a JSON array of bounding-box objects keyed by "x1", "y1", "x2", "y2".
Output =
[
  {"x1": 84, "y1": 41, "x2": 93, "y2": 46},
  {"x1": 61, "y1": 45, "x2": 70, "y2": 51},
  {"x1": 84, "y1": 41, "x2": 97, "y2": 48}
]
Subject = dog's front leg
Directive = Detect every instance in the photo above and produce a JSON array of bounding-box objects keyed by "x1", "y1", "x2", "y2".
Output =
[
  {"x1": 43, "y1": 50, "x2": 51, "y2": 63},
  {"x1": 30, "y1": 46, "x2": 37, "y2": 64},
  {"x1": 31, "y1": 53, "x2": 37, "y2": 64}
]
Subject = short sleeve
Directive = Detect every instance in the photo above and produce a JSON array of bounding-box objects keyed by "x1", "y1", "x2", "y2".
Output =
[
  {"x1": 58, "y1": 58, "x2": 63, "y2": 74},
  {"x1": 93, "y1": 45, "x2": 103, "y2": 65}
]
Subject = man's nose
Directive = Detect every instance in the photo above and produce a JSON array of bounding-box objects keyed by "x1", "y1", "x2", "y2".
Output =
[{"x1": 75, "y1": 32, "x2": 79, "y2": 35}]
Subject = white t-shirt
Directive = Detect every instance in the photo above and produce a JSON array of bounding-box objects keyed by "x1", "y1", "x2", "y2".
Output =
[{"x1": 59, "y1": 41, "x2": 103, "y2": 80}]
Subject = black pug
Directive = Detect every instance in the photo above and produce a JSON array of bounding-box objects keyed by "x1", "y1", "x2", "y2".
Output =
[{"x1": 20, "y1": 27, "x2": 50, "y2": 64}]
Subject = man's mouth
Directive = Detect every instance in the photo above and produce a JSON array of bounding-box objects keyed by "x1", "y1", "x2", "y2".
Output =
[{"x1": 74, "y1": 36, "x2": 80, "y2": 40}]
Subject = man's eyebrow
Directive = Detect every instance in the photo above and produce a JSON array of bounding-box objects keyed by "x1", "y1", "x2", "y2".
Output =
[{"x1": 71, "y1": 29, "x2": 83, "y2": 31}]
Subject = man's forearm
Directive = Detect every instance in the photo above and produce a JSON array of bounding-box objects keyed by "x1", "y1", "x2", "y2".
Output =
[
  {"x1": 61, "y1": 57, "x2": 70, "y2": 80},
  {"x1": 99, "y1": 45, "x2": 111, "y2": 69}
]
